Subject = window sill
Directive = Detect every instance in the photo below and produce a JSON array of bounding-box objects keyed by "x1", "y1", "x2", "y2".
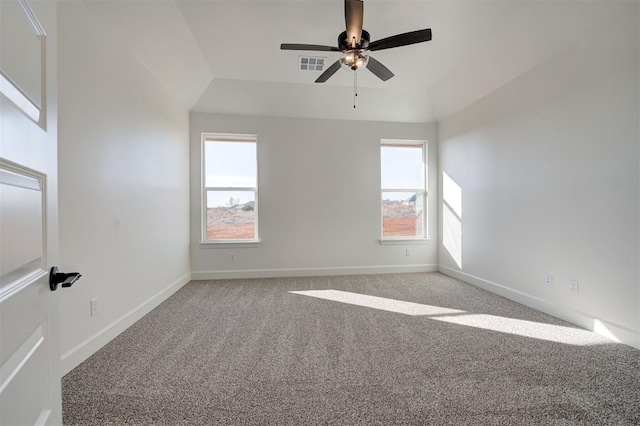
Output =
[
  {"x1": 200, "y1": 240, "x2": 261, "y2": 249},
  {"x1": 379, "y1": 238, "x2": 431, "y2": 245}
]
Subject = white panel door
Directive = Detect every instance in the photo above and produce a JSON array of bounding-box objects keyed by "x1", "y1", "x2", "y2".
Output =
[{"x1": 0, "y1": 1, "x2": 63, "y2": 425}]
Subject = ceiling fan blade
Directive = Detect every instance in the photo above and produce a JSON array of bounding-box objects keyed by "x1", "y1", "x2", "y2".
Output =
[
  {"x1": 345, "y1": 0, "x2": 364, "y2": 46},
  {"x1": 315, "y1": 60, "x2": 341, "y2": 83},
  {"x1": 281, "y1": 43, "x2": 340, "y2": 52},
  {"x1": 366, "y1": 56, "x2": 394, "y2": 81},
  {"x1": 369, "y1": 29, "x2": 432, "y2": 51}
]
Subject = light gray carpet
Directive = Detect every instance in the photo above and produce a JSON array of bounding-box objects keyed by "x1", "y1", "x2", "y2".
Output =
[{"x1": 63, "y1": 272, "x2": 640, "y2": 425}]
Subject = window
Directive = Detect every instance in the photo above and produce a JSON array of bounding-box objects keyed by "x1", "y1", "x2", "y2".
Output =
[
  {"x1": 202, "y1": 134, "x2": 258, "y2": 242},
  {"x1": 381, "y1": 140, "x2": 427, "y2": 239}
]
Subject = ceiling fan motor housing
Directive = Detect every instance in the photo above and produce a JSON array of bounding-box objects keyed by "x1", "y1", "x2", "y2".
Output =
[{"x1": 339, "y1": 30, "x2": 370, "y2": 51}]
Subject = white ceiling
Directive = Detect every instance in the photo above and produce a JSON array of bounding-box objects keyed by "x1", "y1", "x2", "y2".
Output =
[{"x1": 82, "y1": 0, "x2": 632, "y2": 123}]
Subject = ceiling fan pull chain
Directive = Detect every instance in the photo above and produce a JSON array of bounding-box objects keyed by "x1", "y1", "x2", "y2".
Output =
[{"x1": 353, "y1": 70, "x2": 357, "y2": 108}]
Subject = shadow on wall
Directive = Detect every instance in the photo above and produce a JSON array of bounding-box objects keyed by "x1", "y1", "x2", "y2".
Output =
[{"x1": 442, "y1": 171, "x2": 462, "y2": 268}]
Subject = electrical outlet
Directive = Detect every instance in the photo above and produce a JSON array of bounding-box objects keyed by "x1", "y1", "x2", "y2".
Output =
[
  {"x1": 405, "y1": 248, "x2": 412, "y2": 257},
  {"x1": 569, "y1": 279, "x2": 579, "y2": 294},
  {"x1": 90, "y1": 298, "x2": 98, "y2": 316},
  {"x1": 545, "y1": 274, "x2": 553, "y2": 286},
  {"x1": 230, "y1": 253, "x2": 236, "y2": 262}
]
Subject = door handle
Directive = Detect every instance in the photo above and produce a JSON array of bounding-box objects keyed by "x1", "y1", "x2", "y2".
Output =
[{"x1": 50, "y1": 266, "x2": 82, "y2": 291}]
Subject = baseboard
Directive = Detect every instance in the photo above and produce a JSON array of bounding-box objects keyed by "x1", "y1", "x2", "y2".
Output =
[
  {"x1": 61, "y1": 272, "x2": 191, "y2": 375},
  {"x1": 439, "y1": 266, "x2": 640, "y2": 350},
  {"x1": 191, "y1": 264, "x2": 439, "y2": 280}
]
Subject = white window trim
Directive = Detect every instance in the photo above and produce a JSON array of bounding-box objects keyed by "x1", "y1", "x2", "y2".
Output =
[
  {"x1": 201, "y1": 133, "x2": 260, "y2": 245},
  {"x1": 379, "y1": 238, "x2": 430, "y2": 245},
  {"x1": 199, "y1": 241, "x2": 260, "y2": 249},
  {"x1": 380, "y1": 139, "x2": 428, "y2": 243}
]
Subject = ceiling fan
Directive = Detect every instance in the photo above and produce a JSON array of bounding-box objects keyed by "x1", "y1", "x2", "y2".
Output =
[{"x1": 280, "y1": 0, "x2": 432, "y2": 83}]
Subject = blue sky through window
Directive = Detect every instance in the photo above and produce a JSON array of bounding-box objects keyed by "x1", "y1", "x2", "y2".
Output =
[
  {"x1": 381, "y1": 144, "x2": 424, "y2": 189},
  {"x1": 205, "y1": 140, "x2": 257, "y2": 208},
  {"x1": 205, "y1": 141, "x2": 256, "y2": 188}
]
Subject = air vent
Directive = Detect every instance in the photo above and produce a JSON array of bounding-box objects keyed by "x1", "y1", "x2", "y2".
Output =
[{"x1": 299, "y1": 56, "x2": 325, "y2": 71}]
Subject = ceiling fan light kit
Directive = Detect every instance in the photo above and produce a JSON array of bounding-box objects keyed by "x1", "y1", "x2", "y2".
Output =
[
  {"x1": 340, "y1": 50, "x2": 369, "y2": 71},
  {"x1": 280, "y1": 0, "x2": 432, "y2": 85}
]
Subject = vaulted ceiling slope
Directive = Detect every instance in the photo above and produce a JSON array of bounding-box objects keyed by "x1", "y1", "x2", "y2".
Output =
[
  {"x1": 83, "y1": 1, "x2": 632, "y2": 123},
  {"x1": 81, "y1": 0, "x2": 213, "y2": 109}
]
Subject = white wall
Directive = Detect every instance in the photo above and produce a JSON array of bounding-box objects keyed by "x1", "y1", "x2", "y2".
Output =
[
  {"x1": 58, "y1": 2, "x2": 191, "y2": 374},
  {"x1": 190, "y1": 113, "x2": 438, "y2": 279},
  {"x1": 438, "y1": 2, "x2": 640, "y2": 348}
]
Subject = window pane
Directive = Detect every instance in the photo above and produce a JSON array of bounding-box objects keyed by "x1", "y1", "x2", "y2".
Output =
[
  {"x1": 382, "y1": 192, "x2": 424, "y2": 237},
  {"x1": 205, "y1": 141, "x2": 256, "y2": 187},
  {"x1": 206, "y1": 190, "x2": 255, "y2": 240},
  {"x1": 381, "y1": 145, "x2": 424, "y2": 189}
]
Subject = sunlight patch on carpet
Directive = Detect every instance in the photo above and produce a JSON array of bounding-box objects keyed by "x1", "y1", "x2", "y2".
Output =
[
  {"x1": 290, "y1": 289, "x2": 465, "y2": 316},
  {"x1": 290, "y1": 289, "x2": 603, "y2": 346}
]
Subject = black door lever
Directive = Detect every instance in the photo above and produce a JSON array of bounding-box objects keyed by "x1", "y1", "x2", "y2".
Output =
[{"x1": 50, "y1": 266, "x2": 82, "y2": 291}]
